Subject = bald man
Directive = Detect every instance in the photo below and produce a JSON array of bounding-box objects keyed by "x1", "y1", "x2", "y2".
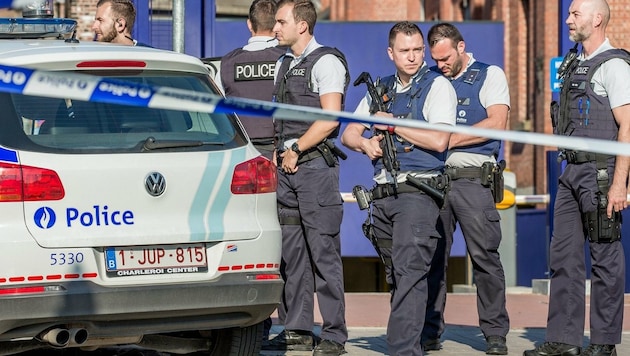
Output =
[{"x1": 524, "y1": 1, "x2": 630, "y2": 355}]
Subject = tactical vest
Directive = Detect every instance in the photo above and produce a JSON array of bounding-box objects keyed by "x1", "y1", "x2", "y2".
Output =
[
  {"x1": 558, "y1": 48, "x2": 630, "y2": 143},
  {"x1": 448, "y1": 61, "x2": 501, "y2": 157},
  {"x1": 373, "y1": 67, "x2": 447, "y2": 175},
  {"x1": 273, "y1": 46, "x2": 350, "y2": 143},
  {"x1": 221, "y1": 46, "x2": 285, "y2": 140}
]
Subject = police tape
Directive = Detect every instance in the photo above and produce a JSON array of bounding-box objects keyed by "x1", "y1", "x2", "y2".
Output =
[{"x1": 2, "y1": 63, "x2": 630, "y2": 157}]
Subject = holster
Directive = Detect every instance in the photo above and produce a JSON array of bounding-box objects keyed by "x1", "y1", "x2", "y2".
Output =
[
  {"x1": 583, "y1": 167, "x2": 622, "y2": 243},
  {"x1": 316, "y1": 141, "x2": 337, "y2": 167},
  {"x1": 491, "y1": 160, "x2": 506, "y2": 203},
  {"x1": 362, "y1": 217, "x2": 392, "y2": 266},
  {"x1": 449, "y1": 160, "x2": 505, "y2": 203},
  {"x1": 583, "y1": 199, "x2": 622, "y2": 243}
]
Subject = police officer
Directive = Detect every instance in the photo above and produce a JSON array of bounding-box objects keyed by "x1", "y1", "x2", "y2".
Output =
[
  {"x1": 342, "y1": 21, "x2": 456, "y2": 356},
  {"x1": 92, "y1": 0, "x2": 150, "y2": 47},
  {"x1": 525, "y1": 1, "x2": 630, "y2": 355},
  {"x1": 261, "y1": 1, "x2": 349, "y2": 355},
  {"x1": 422, "y1": 23, "x2": 510, "y2": 355},
  {"x1": 219, "y1": 0, "x2": 284, "y2": 160}
]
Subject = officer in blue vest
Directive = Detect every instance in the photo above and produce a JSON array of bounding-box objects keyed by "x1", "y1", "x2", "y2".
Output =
[
  {"x1": 218, "y1": 0, "x2": 285, "y2": 160},
  {"x1": 525, "y1": 1, "x2": 630, "y2": 355},
  {"x1": 422, "y1": 23, "x2": 511, "y2": 355},
  {"x1": 342, "y1": 21, "x2": 456, "y2": 356},
  {"x1": 262, "y1": 1, "x2": 349, "y2": 355}
]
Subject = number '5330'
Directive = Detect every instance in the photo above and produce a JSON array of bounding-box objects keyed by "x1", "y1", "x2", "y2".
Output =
[{"x1": 50, "y1": 252, "x2": 84, "y2": 265}]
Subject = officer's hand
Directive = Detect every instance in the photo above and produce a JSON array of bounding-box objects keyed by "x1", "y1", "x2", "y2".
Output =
[
  {"x1": 362, "y1": 135, "x2": 383, "y2": 160},
  {"x1": 280, "y1": 149, "x2": 299, "y2": 174},
  {"x1": 372, "y1": 112, "x2": 394, "y2": 132},
  {"x1": 607, "y1": 183, "x2": 628, "y2": 218}
]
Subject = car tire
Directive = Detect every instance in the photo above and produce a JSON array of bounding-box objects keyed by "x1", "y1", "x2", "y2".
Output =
[{"x1": 203, "y1": 321, "x2": 263, "y2": 356}]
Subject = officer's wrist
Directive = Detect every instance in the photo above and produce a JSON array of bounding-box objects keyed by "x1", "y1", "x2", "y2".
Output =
[
  {"x1": 387, "y1": 125, "x2": 396, "y2": 134},
  {"x1": 290, "y1": 142, "x2": 302, "y2": 155}
]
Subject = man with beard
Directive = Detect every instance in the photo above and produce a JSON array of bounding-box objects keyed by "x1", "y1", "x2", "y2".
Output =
[
  {"x1": 342, "y1": 21, "x2": 456, "y2": 356},
  {"x1": 91, "y1": 0, "x2": 150, "y2": 46},
  {"x1": 422, "y1": 22, "x2": 510, "y2": 355},
  {"x1": 524, "y1": 0, "x2": 630, "y2": 355}
]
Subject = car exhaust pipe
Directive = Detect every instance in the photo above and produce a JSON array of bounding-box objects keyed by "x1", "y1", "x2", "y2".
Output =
[
  {"x1": 68, "y1": 328, "x2": 89, "y2": 346},
  {"x1": 40, "y1": 328, "x2": 71, "y2": 347}
]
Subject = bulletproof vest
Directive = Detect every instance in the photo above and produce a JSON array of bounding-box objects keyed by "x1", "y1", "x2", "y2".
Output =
[
  {"x1": 220, "y1": 46, "x2": 285, "y2": 140},
  {"x1": 448, "y1": 61, "x2": 501, "y2": 157},
  {"x1": 372, "y1": 67, "x2": 447, "y2": 175},
  {"x1": 273, "y1": 46, "x2": 350, "y2": 143},
  {"x1": 558, "y1": 48, "x2": 630, "y2": 142}
]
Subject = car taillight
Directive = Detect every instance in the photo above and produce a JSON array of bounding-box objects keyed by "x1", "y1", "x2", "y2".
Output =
[
  {"x1": 0, "y1": 163, "x2": 65, "y2": 202},
  {"x1": 231, "y1": 156, "x2": 277, "y2": 194}
]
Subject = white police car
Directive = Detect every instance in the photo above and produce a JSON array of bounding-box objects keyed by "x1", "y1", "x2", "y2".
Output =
[{"x1": 0, "y1": 13, "x2": 281, "y2": 356}]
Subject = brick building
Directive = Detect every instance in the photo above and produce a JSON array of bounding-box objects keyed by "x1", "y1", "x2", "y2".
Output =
[
  {"x1": 327, "y1": 0, "x2": 630, "y2": 196},
  {"x1": 59, "y1": 0, "x2": 630, "y2": 196}
]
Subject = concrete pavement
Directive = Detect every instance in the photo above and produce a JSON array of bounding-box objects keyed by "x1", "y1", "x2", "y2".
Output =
[{"x1": 261, "y1": 291, "x2": 630, "y2": 356}]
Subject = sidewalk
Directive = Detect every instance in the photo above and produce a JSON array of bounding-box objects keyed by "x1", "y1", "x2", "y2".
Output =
[{"x1": 261, "y1": 291, "x2": 630, "y2": 356}]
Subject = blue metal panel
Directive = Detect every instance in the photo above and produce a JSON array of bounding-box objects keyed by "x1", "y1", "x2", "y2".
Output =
[
  {"x1": 132, "y1": 0, "x2": 151, "y2": 45},
  {"x1": 204, "y1": 0, "x2": 216, "y2": 57},
  {"x1": 184, "y1": 0, "x2": 203, "y2": 57},
  {"x1": 553, "y1": 0, "x2": 573, "y2": 102},
  {"x1": 515, "y1": 208, "x2": 549, "y2": 287},
  {"x1": 150, "y1": 20, "x2": 172, "y2": 50},
  {"x1": 207, "y1": 20, "x2": 505, "y2": 258}
]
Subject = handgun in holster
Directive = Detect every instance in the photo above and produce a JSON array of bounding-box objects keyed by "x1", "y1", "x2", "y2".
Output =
[
  {"x1": 317, "y1": 139, "x2": 348, "y2": 167},
  {"x1": 406, "y1": 175, "x2": 449, "y2": 208},
  {"x1": 481, "y1": 160, "x2": 505, "y2": 203},
  {"x1": 361, "y1": 216, "x2": 391, "y2": 266},
  {"x1": 583, "y1": 168, "x2": 622, "y2": 243}
]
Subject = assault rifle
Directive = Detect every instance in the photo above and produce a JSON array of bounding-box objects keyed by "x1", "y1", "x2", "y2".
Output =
[{"x1": 353, "y1": 71, "x2": 399, "y2": 187}]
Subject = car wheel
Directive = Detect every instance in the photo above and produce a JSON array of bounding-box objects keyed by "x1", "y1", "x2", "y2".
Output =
[{"x1": 202, "y1": 322, "x2": 263, "y2": 356}]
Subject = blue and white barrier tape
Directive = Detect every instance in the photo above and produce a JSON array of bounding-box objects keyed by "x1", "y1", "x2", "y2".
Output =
[{"x1": 2, "y1": 63, "x2": 630, "y2": 157}]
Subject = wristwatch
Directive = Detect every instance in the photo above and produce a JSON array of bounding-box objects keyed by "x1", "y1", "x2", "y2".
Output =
[{"x1": 291, "y1": 142, "x2": 302, "y2": 155}]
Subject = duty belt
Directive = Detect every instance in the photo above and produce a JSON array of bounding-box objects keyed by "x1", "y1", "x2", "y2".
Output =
[
  {"x1": 560, "y1": 150, "x2": 608, "y2": 164},
  {"x1": 296, "y1": 147, "x2": 322, "y2": 164},
  {"x1": 371, "y1": 179, "x2": 433, "y2": 200},
  {"x1": 445, "y1": 166, "x2": 482, "y2": 180}
]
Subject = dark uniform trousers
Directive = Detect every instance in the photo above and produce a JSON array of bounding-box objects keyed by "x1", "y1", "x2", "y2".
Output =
[
  {"x1": 276, "y1": 156, "x2": 348, "y2": 345},
  {"x1": 424, "y1": 178, "x2": 510, "y2": 340},
  {"x1": 546, "y1": 162, "x2": 624, "y2": 346},
  {"x1": 372, "y1": 191, "x2": 440, "y2": 356}
]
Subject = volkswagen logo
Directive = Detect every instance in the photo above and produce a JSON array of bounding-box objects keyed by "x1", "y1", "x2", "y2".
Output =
[{"x1": 145, "y1": 172, "x2": 166, "y2": 197}]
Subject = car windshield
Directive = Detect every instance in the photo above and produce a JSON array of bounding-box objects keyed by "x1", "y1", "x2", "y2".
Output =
[{"x1": 10, "y1": 70, "x2": 246, "y2": 153}]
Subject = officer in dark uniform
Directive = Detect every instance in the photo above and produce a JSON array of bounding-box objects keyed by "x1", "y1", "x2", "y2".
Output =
[
  {"x1": 342, "y1": 21, "x2": 457, "y2": 356},
  {"x1": 423, "y1": 23, "x2": 510, "y2": 355},
  {"x1": 219, "y1": 0, "x2": 285, "y2": 160},
  {"x1": 525, "y1": 1, "x2": 630, "y2": 355},
  {"x1": 262, "y1": 1, "x2": 349, "y2": 355}
]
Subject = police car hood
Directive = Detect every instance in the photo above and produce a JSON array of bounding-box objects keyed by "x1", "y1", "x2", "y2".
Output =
[{"x1": 20, "y1": 148, "x2": 275, "y2": 248}]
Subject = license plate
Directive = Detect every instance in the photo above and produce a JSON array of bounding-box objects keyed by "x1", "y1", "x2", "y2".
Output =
[{"x1": 105, "y1": 244, "x2": 208, "y2": 277}]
